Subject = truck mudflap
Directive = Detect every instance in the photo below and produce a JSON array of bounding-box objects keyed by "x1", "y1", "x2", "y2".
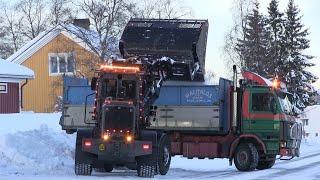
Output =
[{"x1": 82, "y1": 138, "x2": 153, "y2": 163}]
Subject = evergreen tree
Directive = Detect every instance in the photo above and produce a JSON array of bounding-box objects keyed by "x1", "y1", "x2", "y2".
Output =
[
  {"x1": 266, "y1": 0, "x2": 284, "y2": 77},
  {"x1": 282, "y1": 0, "x2": 318, "y2": 108},
  {"x1": 236, "y1": 1, "x2": 270, "y2": 77}
]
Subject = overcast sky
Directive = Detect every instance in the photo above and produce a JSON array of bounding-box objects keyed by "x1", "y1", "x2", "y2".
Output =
[{"x1": 185, "y1": 0, "x2": 320, "y2": 89}]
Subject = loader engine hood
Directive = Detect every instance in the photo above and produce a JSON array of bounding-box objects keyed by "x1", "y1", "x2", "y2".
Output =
[
  {"x1": 102, "y1": 102, "x2": 135, "y2": 131},
  {"x1": 120, "y1": 18, "x2": 209, "y2": 81}
]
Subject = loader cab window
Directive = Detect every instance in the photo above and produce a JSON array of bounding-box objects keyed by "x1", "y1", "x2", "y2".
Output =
[
  {"x1": 251, "y1": 93, "x2": 275, "y2": 112},
  {"x1": 118, "y1": 80, "x2": 136, "y2": 100},
  {"x1": 105, "y1": 79, "x2": 117, "y2": 99},
  {"x1": 102, "y1": 78, "x2": 136, "y2": 100}
]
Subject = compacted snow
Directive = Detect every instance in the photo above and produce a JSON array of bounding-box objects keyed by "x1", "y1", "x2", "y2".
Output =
[{"x1": 0, "y1": 108, "x2": 320, "y2": 179}]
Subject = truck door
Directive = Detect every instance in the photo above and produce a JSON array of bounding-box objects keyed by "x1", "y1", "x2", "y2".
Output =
[{"x1": 242, "y1": 89, "x2": 278, "y2": 132}]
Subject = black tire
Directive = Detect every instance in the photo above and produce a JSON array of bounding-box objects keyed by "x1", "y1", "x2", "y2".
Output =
[
  {"x1": 234, "y1": 143, "x2": 259, "y2": 171},
  {"x1": 104, "y1": 164, "x2": 113, "y2": 172},
  {"x1": 137, "y1": 157, "x2": 156, "y2": 178},
  {"x1": 75, "y1": 162, "x2": 92, "y2": 175},
  {"x1": 157, "y1": 135, "x2": 171, "y2": 175},
  {"x1": 75, "y1": 130, "x2": 93, "y2": 176},
  {"x1": 256, "y1": 156, "x2": 276, "y2": 170}
]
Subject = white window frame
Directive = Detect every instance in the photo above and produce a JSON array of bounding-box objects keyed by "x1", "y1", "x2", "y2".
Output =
[
  {"x1": 48, "y1": 52, "x2": 76, "y2": 76},
  {"x1": 0, "y1": 83, "x2": 8, "y2": 94}
]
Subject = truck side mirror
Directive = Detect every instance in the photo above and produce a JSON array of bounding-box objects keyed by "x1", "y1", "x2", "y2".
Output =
[
  {"x1": 271, "y1": 99, "x2": 277, "y2": 114},
  {"x1": 91, "y1": 77, "x2": 98, "y2": 91}
]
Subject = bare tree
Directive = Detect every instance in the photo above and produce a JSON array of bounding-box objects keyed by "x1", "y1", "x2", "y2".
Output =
[
  {"x1": 223, "y1": 0, "x2": 253, "y2": 70},
  {"x1": 65, "y1": 0, "x2": 137, "y2": 61},
  {"x1": 48, "y1": 0, "x2": 76, "y2": 25},
  {"x1": 15, "y1": 0, "x2": 48, "y2": 40},
  {"x1": 0, "y1": 2, "x2": 23, "y2": 58},
  {"x1": 135, "y1": 0, "x2": 192, "y2": 19}
]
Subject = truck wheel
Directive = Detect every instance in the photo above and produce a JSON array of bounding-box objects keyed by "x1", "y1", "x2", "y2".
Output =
[
  {"x1": 158, "y1": 136, "x2": 171, "y2": 175},
  {"x1": 256, "y1": 156, "x2": 276, "y2": 170},
  {"x1": 234, "y1": 143, "x2": 259, "y2": 171},
  {"x1": 137, "y1": 157, "x2": 156, "y2": 178},
  {"x1": 75, "y1": 162, "x2": 92, "y2": 175}
]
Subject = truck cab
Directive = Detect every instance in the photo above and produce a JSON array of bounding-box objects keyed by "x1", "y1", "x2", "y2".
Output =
[
  {"x1": 241, "y1": 86, "x2": 301, "y2": 155},
  {"x1": 231, "y1": 72, "x2": 302, "y2": 170}
]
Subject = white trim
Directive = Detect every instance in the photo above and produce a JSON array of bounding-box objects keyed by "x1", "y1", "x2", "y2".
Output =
[
  {"x1": 7, "y1": 27, "x2": 62, "y2": 64},
  {"x1": 7, "y1": 25, "x2": 96, "y2": 65},
  {"x1": 48, "y1": 52, "x2": 76, "y2": 76},
  {"x1": 0, "y1": 78, "x2": 24, "y2": 83},
  {"x1": 0, "y1": 83, "x2": 8, "y2": 94}
]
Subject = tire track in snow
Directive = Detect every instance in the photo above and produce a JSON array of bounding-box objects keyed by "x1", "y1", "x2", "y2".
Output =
[
  {"x1": 178, "y1": 152, "x2": 320, "y2": 179},
  {"x1": 258, "y1": 160, "x2": 320, "y2": 178}
]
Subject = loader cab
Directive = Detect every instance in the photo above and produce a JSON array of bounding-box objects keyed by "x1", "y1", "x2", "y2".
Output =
[{"x1": 91, "y1": 64, "x2": 143, "y2": 141}]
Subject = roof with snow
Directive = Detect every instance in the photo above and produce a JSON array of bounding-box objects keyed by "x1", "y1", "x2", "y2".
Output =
[
  {"x1": 0, "y1": 60, "x2": 34, "y2": 80},
  {"x1": 6, "y1": 24, "x2": 117, "y2": 65}
]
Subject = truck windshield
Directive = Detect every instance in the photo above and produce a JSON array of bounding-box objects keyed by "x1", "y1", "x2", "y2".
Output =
[
  {"x1": 277, "y1": 91, "x2": 294, "y2": 115},
  {"x1": 102, "y1": 78, "x2": 136, "y2": 100}
]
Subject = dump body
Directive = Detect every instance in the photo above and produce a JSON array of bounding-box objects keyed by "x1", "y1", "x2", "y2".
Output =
[
  {"x1": 60, "y1": 77, "x2": 232, "y2": 134},
  {"x1": 150, "y1": 79, "x2": 232, "y2": 133},
  {"x1": 60, "y1": 76, "x2": 95, "y2": 132}
]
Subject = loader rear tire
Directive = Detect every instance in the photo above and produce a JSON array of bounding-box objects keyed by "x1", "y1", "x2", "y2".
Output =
[
  {"x1": 137, "y1": 157, "x2": 156, "y2": 178},
  {"x1": 234, "y1": 143, "x2": 259, "y2": 171},
  {"x1": 75, "y1": 162, "x2": 92, "y2": 175},
  {"x1": 74, "y1": 130, "x2": 93, "y2": 176}
]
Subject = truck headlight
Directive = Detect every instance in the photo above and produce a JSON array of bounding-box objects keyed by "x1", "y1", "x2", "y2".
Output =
[{"x1": 280, "y1": 141, "x2": 287, "y2": 148}]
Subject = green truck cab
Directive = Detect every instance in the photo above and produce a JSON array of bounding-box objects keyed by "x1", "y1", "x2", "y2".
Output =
[{"x1": 242, "y1": 86, "x2": 301, "y2": 156}]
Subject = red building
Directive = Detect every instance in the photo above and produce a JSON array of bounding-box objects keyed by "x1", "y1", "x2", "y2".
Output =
[{"x1": 0, "y1": 59, "x2": 34, "y2": 113}]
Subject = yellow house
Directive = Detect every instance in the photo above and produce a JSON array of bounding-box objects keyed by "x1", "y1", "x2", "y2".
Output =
[{"x1": 7, "y1": 24, "x2": 102, "y2": 112}]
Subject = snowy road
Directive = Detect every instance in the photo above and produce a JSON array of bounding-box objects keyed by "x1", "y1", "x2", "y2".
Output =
[{"x1": 1, "y1": 112, "x2": 320, "y2": 179}]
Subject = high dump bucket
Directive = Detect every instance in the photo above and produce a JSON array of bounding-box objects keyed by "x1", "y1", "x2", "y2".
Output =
[{"x1": 120, "y1": 18, "x2": 209, "y2": 81}]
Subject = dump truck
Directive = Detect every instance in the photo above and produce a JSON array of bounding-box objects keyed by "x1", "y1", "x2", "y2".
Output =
[{"x1": 59, "y1": 19, "x2": 302, "y2": 178}]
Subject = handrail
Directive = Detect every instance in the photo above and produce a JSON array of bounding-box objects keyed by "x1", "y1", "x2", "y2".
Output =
[{"x1": 84, "y1": 92, "x2": 96, "y2": 125}]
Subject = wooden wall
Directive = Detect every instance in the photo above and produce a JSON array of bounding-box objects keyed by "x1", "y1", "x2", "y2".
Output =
[
  {"x1": 21, "y1": 34, "x2": 99, "y2": 112},
  {"x1": 0, "y1": 82, "x2": 19, "y2": 113}
]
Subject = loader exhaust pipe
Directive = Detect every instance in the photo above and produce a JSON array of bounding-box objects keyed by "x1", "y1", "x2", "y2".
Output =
[{"x1": 232, "y1": 65, "x2": 237, "y2": 131}]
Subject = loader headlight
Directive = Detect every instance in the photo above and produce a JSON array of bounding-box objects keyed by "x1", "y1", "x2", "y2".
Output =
[
  {"x1": 126, "y1": 135, "x2": 133, "y2": 143},
  {"x1": 103, "y1": 133, "x2": 110, "y2": 141}
]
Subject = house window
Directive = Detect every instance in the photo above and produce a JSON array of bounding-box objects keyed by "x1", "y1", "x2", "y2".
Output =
[
  {"x1": 49, "y1": 53, "x2": 75, "y2": 75},
  {"x1": 0, "y1": 83, "x2": 7, "y2": 93}
]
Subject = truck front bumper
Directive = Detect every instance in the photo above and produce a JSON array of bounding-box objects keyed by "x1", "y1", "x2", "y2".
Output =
[
  {"x1": 82, "y1": 138, "x2": 153, "y2": 163},
  {"x1": 279, "y1": 147, "x2": 300, "y2": 158}
]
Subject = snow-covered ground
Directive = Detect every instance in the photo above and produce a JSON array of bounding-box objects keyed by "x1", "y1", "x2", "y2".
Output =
[{"x1": 1, "y1": 108, "x2": 320, "y2": 180}]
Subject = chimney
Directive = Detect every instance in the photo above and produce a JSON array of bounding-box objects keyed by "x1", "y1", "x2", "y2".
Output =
[{"x1": 73, "y1": 18, "x2": 90, "y2": 30}]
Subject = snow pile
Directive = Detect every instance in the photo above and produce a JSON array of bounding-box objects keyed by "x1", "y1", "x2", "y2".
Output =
[
  {"x1": 0, "y1": 60, "x2": 34, "y2": 79},
  {"x1": 0, "y1": 113, "x2": 75, "y2": 176}
]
